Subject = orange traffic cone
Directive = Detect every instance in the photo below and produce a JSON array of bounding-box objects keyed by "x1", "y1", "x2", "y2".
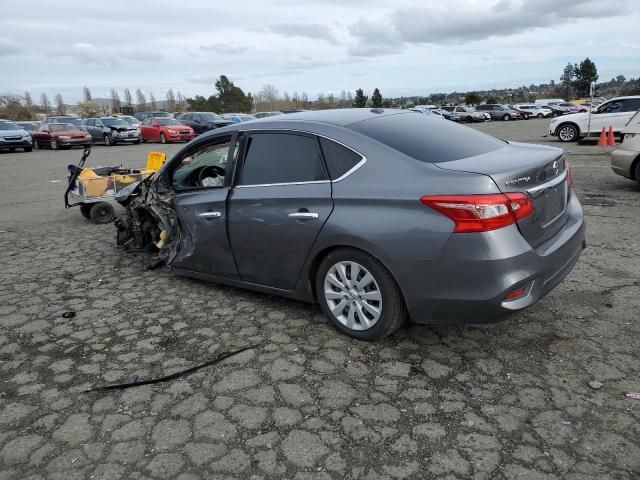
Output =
[
  {"x1": 597, "y1": 127, "x2": 607, "y2": 147},
  {"x1": 607, "y1": 126, "x2": 616, "y2": 146}
]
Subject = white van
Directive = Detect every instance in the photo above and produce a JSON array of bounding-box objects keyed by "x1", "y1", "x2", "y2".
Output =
[
  {"x1": 548, "y1": 96, "x2": 640, "y2": 142},
  {"x1": 535, "y1": 99, "x2": 565, "y2": 106}
]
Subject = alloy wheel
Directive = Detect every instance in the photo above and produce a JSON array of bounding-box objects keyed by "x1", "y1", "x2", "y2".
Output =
[
  {"x1": 323, "y1": 261, "x2": 382, "y2": 331},
  {"x1": 558, "y1": 125, "x2": 577, "y2": 142},
  {"x1": 50, "y1": 139, "x2": 58, "y2": 150}
]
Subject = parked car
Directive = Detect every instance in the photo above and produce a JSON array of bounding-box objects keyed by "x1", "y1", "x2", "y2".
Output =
[
  {"x1": 114, "y1": 108, "x2": 585, "y2": 340},
  {"x1": 179, "y1": 112, "x2": 233, "y2": 135},
  {"x1": 440, "y1": 106, "x2": 487, "y2": 122},
  {"x1": 554, "y1": 102, "x2": 587, "y2": 113},
  {"x1": 32, "y1": 123, "x2": 92, "y2": 150},
  {"x1": 134, "y1": 111, "x2": 171, "y2": 122},
  {"x1": 42, "y1": 115, "x2": 86, "y2": 130},
  {"x1": 535, "y1": 98, "x2": 566, "y2": 106},
  {"x1": 118, "y1": 115, "x2": 141, "y2": 129},
  {"x1": 611, "y1": 110, "x2": 640, "y2": 186},
  {"x1": 281, "y1": 109, "x2": 308, "y2": 114},
  {"x1": 475, "y1": 104, "x2": 522, "y2": 120},
  {"x1": 539, "y1": 104, "x2": 571, "y2": 117},
  {"x1": 549, "y1": 95, "x2": 640, "y2": 142},
  {"x1": 254, "y1": 111, "x2": 284, "y2": 119},
  {"x1": 507, "y1": 105, "x2": 532, "y2": 120},
  {"x1": 409, "y1": 108, "x2": 435, "y2": 116},
  {"x1": 0, "y1": 119, "x2": 32, "y2": 152},
  {"x1": 222, "y1": 114, "x2": 256, "y2": 123},
  {"x1": 84, "y1": 116, "x2": 142, "y2": 146},
  {"x1": 514, "y1": 105, "x2": 553, "y2": 119},
  {"x1": 15, "y1": 121, "x2": 41, "y2": 132},
  {"x1": 139, "y1": 117, "x2": 194, "y2": 143},
  {"x1": 431, "y1": 108, "x2": 460, "y2": 121}
]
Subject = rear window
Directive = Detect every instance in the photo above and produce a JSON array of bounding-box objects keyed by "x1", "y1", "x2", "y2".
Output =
[{"x1": 347, "y1": 113, "x2": 505, "y2": 163}]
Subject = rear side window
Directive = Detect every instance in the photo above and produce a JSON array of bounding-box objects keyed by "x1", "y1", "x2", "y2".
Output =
[
  {"x1": 240, "y1": 133, "x2": 327, "y2": 185},
  {"x1": 348, "y1": 113, "x2": 504, "y2": 163},
  {"x1": 318, "y1": 138, "x2": 362, "y2": 180}
]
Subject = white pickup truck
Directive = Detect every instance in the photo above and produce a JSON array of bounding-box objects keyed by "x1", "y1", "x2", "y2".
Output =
[{"x1": 549, "y1": 95, "x2": 640, "y2": 142}]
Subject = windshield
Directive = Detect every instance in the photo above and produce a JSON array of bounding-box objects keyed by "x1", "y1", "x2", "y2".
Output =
[
  {"x1": 120, "y1": 117, "x2": 138, "y2": 125},
  {"x1": 101, "y1": 118, "x2": 129, "y2": 127},
  {"x1": 151, "y1": 112, "x2": 170, "y2": 117},
  {"x1": 348, "y1": 112, "x2": 505, "y2": 163},
  {"x1": 0, "y1": 121, "x2": 20, "y2": 130},
  {"x1": 50, "y1": 117, "x2": 83, "y2": 126},
  {"x1": 157, "y1": 118, "x2": 181, "y2": 126},
  {"x1": 239, "y1": 116, "x2": 254, "y2": 122},
  {"x1": 50, "y1": 124, "x2": 79, "y2": 132},
  {"x1": 199, "y1": 112, "x2": 223, "y2": 122}
]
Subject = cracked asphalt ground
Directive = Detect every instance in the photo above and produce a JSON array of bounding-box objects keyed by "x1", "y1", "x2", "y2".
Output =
[{"x1": 1, "y1": 118, "x2": 639, "y2": 480}]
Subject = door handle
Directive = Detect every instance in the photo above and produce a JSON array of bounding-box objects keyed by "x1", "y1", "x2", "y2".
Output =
[
  {"x1": 199, "y1": 211, "x2": 221, "y2": 218},
  {"x1": 288, "y1": 212, "x2": 319, "y2": 219}
]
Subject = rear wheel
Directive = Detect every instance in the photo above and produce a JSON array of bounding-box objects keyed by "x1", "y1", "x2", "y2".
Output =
[
  {"x1": 160, "y1": 132, "x2": 167, "y2": 144},
  {"x1": 557, "y1": 124, "x2": 579, "y2": 142},
  {"x1": 316, "y1": 248, "x2": 406, "y2": 341},
  {"x1": 89, "y1": 202, "x2": 115, "y2": 224},
  {"x1": 80, "y1": 204, "x2": 92, "y2": 219},
  {"x1": 503, "y1": 114, "x2": 511, "y2": 121}
]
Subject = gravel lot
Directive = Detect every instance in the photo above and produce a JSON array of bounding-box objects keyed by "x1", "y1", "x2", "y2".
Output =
[{"x1": 1, "y1": 118, "x2": 639, "y2": 480}]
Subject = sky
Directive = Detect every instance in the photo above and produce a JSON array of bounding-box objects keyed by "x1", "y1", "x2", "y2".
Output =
[{"x1": 1, "y1": 0, "x2": 639, "y2": 103}]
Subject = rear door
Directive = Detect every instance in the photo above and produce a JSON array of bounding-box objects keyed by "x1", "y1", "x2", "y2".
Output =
[{"x1": 227, "y1": 131, "x2": 333, "y2": 289}]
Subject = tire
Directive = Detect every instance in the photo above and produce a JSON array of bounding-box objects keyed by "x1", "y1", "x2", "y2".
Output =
[
  {"x1": 50, "y1": 138, "x2": 58, "y2": 150},
  {"x1": 89, "y1": 202, "x2": 115, "y2": 224},
  {"x1": 557, "y1": 124, "x2": 579, "y2": 142},
  {"x1": 80, "y1": 204, "x2": 92, "y2": 219},
  {"x1": 537, "y1": 113, "x2": 544, "y2": 119},
  {"x1": 33, "y1": 139, "x2": 39, "y2": 150},
  {"x1": 133, "y1": 140, "x2": 141, "y2": 145},
  {"x1": 104, "y1": 134, "x2": 113, "y2": 146},
  {"x1": 634, "y1": 158, "x2": 640, "y2": 187},
  {"x1": 160, "y1": 132, "x2": 167, "y2": 144},
  {"x1": 316, "y1": 248, "x2": 406, "y2": 341},
  {"x1": 465, "y1": 116, "x2": 473, "y2": 123},
  {"x1": 23, "y1": 147, "x2": 32, "y2": 152},
  {"x1": 9, "y1": 148, "x2": 15, "y2": 153},
  {"x1": 503, "y1": 114, "x2": 511, "y2": 121}
]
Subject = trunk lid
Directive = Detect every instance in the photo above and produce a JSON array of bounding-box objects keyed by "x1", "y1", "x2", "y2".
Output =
[{"x1": 435, "y1": 142, "x2": 569, "y2": 247}]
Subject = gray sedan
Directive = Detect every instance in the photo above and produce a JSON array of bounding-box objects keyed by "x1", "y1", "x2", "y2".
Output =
[{"x1": 116, "y1": 109, "x2": 585, "y2": 340}]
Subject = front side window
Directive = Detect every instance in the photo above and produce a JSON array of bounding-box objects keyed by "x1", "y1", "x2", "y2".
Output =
[
  {"x1": 599, "y1": 101, "x2": 623, "y2": 114},
  {"x1": 142, "y1": 118, "x2": 152, "y2": 125},
  {"x1": 239, "y1": 133, "x2": 327, "y2": 186},
  {"x1": 172, "y1": 137, "x2": 231, "y2": 190}
]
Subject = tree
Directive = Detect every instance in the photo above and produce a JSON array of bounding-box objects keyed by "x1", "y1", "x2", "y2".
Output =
[
  {"x1": 560, "y1": 62, "x2": 575, "y2": 100},
  {"x1": 76, "y1": 101, "x2": 101, "y2": 118},
  {"x1": 464, "y1": 92, "x2": 482, "y2": 105},
  {"x1": 371, "y1": 88, "x2": 383, "y2": 108},
  {"x1": 214, "y1": 75, "x2": 253, "y2": 113},
  {"x1": 123, "y1": 88, "x2": 133, "y2": 106},
  {"x1": 0, "y1": 95, "x2": 32, "y2": 120},
  {"x1": 110, "y1": 89, "x2": 121, "y2": 113},
  {"x1": 485, "y1": 96, "x2": 499, "y2": 104},
  {"x1": 175, "y1": 91, "x2": 188, "y2": 112},
  {"x1": 54, "y1": 93, "x2": 65, "y2": 114},
  {"x1": 83, "y1": 86, "x2": 92, "y2": 102},
  {"x1": 166, "y1": 89, "x2": 176, "y2": 111},
  {"x1": 136, "y1": 89, "x2": 147, "y2": 111},
  {"x1": 574, "y1": 58, "x2": 598, "y2": 97},
  {"x1": 40, "y1": 93, "x2": 51, "y2": 114},
  {"x1": 353, "y1": 88, "x2": 367, "y2": 108},
  {"x1": 24, "y1": 91, "x2": 34, "y2": 117},
  {"x1": 149, "y1": 92, "x2": 157, "y2": 110}
]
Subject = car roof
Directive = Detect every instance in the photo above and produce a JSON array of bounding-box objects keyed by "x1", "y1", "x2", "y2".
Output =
[{"x1": 264, "y1": 108, "x2": 409, "y2": 127}]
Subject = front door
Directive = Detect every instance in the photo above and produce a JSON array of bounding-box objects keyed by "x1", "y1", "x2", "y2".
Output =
[
  {"x1": 169, "y1": 135, "x2": 238, "y2": 279},
  {"x1": 227, "y1": 132, "x2": 333, "y2": 290}
]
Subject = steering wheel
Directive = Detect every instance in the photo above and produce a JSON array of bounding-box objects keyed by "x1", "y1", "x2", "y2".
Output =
[{"x1": 197, "y1": 165, "x2": 226, "y2": 187}]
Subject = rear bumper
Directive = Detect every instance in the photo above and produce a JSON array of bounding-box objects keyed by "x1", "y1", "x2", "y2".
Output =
[
  {"x1": 611, "y1": 147, "x2": 637, "y2": 179},
  {"x1": 389, "y1": 193, "x2": 585, "y2": 324}
]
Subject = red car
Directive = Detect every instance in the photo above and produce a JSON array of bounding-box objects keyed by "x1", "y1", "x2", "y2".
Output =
[
  {"x1": 139, "y1": 118, "x2": 195, "y2": 144},
  {"x1": 33, "y1": 123, "x2": 92, "y2": 150}
]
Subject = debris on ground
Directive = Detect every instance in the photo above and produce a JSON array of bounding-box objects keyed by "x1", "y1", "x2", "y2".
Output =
[
  {"x1": 61, "y1": 311, "x2": 76, "y2": 318},
  {"x1": 625, "y1": 391, "x2": 640, "y2": 400},
  {"x1": 588, "y1": 380, "x2": 604, "y2": 390}
]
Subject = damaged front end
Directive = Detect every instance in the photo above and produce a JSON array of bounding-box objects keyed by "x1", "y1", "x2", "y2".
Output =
[{"x1": 114, "y1": 178, "x2": 179, "y2": 267}]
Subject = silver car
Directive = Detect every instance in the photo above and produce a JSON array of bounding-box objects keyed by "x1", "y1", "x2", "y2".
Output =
[
  {"x1": 611, "y1": 110, "x2": 640, "y2": 185},
  {"x1": 115, "y1": 109, "x2": 585, "y2": 340},
  {"x1": 0, "y1": 119, "x2": 32, "y2": 152}
]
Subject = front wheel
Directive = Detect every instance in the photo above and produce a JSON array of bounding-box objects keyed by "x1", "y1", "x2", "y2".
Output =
[
  {"x1": 160, "y1": 132, "x2": 167, "y2": 144},
  {"x1": 503, "y1": 114, "x2": 511, "y2": 121},
  {"x1": 23, "y1": 147, "x2": 32, "y2": 152},
  {"x1": 50, "y1": 138, "x2": 58, "y2": 150},
  {"x1": 537, "y1": 113, "x2": 544, "y2": 119},
  {"x1": 104, "y1": 134, "x2": 113, "y2": 146},
  {"x1": 316, "y1": 248, "x2": 406, "y2": 341},
  {"x1": 557, "y1": 124, "x2": 579, "y2": 142},
  {"x1": 89, "y1": 202, "x2": 115, "y2": 224},
  {"x1": 465, "y1": 116, "x2": 473, "y2": 123}
]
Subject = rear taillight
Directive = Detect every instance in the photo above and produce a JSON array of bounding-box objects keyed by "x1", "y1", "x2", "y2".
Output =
[
  {"x1": 566, "y1": 160, "x2": 573, "y2": 190},
  {"x1": 420, "y1": 193, "x2": 534, "y2": 233}
]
